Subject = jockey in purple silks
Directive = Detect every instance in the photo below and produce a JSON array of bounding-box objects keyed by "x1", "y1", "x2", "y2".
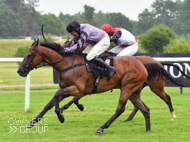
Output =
[{"x1": 64, "y1": 20, "x2": 116, "y2": 79}]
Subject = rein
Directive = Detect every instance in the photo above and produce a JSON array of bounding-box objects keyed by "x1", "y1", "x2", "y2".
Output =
[{"x1": 21, "y1": 46, "x2": 64, "y2": 72}]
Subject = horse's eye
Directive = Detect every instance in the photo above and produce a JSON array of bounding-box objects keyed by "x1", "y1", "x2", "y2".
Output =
[{"x1": 27, "y1": 55, "x2": 31, "y2": 58}]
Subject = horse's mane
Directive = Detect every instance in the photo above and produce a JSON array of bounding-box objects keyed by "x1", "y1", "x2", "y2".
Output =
[{"x1": 39, "y1": 42, "x2": 65, "y2": 56}]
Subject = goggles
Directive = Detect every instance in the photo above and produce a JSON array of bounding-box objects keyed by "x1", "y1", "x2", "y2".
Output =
[{"x1": 70, "y1": 31, "x2": 75, "y2": 34}]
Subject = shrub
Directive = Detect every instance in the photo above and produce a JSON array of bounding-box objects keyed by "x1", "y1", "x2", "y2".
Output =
[
  {"x1": 139, "y1": 24, "x2": 175, "y2": 53},
  {"x1": 15, "y1": 45, "x2": 30, "y2": 65},
  {"x1": 15, "y1": 45, "x2": 30, "y2": 57},
  {"x1": 39, "y1": 34, "x2": 54, "y2": 43},
  {"x1": 163, "y1": 34, "x2": 190, "y2": 53}
]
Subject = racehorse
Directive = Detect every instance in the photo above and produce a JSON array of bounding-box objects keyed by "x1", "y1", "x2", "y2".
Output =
[
  {"x1": 59, "y1": 37, "x2": 190, "y2": 122},
  {"x1": 17, "y1": 39, "x2": 173, "y2": 133}
]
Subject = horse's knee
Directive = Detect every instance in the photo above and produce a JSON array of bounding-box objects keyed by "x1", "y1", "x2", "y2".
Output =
[
  {"x1": 54, "y1": 90, "x2": 63, "y2": 99},
  {"x1": 116, "y1": 106, "x2": 125, "y2": 116},
  {"x1": 166, "y1": 93, "x2": 171, "y2": 102},
  {"x1": 142, "y1": 107, "x2": 150, "y2": 118},
  {"x1": 55, "y1": 108, "x2": 60, "y2": 114}
]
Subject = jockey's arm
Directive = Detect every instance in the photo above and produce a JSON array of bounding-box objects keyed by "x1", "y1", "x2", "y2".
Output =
[{"x1": 110, "y1": 30, "x2": 122, "y2": 42}]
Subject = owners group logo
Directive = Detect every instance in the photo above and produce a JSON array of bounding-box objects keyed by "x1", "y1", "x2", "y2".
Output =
[{"x1": 8, "y1": 118, "x2": 48, "y2": 133}]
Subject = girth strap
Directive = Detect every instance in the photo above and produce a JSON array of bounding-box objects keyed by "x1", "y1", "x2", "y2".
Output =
[{"x1": 60, "y1": 63, "x2": 86, "y2": 73}]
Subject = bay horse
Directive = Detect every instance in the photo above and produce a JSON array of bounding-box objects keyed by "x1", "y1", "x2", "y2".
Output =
[
  {"x1": 17, "y1": 39, "x2": 171, "y2": 133},
  {"x1": 60, "y1": 37, "x2": 190, "y2": 122}
]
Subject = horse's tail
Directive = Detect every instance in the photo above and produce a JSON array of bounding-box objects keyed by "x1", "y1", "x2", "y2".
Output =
[
  {"x1": 161, "y1": 63, "x2": 190, "y2": 80},
  {"x1": 143, "y1": 62, "x2": 190, "y2": 87}
]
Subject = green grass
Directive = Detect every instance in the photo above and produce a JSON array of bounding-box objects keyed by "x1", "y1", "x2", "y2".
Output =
[
  {"x1": 0, "y1": 40, "x2": 66, "y2": 57},
  {"x1": 0, "y1": 62, "x2": 54, "y2": 85},
  {"x1": 0, "y1": 40, "x2": 33, "y2": 57},
  {"x1": 0, "y1": 87, "x2": 190, "y2": 142},
  {"x1": 0, "y1": 45, "x2": 189, "y2": 141}
]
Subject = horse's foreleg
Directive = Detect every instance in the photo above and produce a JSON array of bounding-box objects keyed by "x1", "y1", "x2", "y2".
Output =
[
  {"x1": 54, "y1": 90, "x2": 68, "y2": 123},
  {"x1": 60, "y1": 96, "x2": 84, "y2": 113},
  {"x1": 54, "y1": 86, "x2": 81, "y2": 123},
  {"x1": 26, "y1": 96, "x2": 64, "y2": 128}
]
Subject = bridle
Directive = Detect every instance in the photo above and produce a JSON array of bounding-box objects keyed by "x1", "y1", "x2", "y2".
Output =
[{"x1": 20, "y1": 45, "x2": 64, "y2": 73}]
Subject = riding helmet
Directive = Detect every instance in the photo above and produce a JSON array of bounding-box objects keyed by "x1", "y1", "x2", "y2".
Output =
[{"x1": 66, "y1": 20, "x2": 80, "y2": 33}]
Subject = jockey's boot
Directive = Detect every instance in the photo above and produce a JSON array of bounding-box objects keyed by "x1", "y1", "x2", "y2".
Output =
[{"x1": 90, "y1": 58, "x2": 116, "y2": 80}]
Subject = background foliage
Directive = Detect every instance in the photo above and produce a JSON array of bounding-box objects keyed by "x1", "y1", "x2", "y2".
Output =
[
  {"x1": 1, "y1": 0, "x2": 190, "y2": 53},
  {"x1": 139, "y1": 24, "x2": 176, "y2": 53},
  {"x1": 163, "y1": 34, "x2": 190, "y2": 53}
]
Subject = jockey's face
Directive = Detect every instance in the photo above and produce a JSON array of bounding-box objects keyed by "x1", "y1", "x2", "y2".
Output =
[{"x1": 70, "y1": 28, "x2": 79, "y2": 37}]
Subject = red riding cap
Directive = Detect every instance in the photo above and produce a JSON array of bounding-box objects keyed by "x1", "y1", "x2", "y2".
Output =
[{"x1": 101, "y1": 24, "x2": 121, "y2": 34}]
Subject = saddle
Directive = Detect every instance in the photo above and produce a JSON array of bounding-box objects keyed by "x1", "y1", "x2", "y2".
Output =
[{"x1": 81, "y1": 54, "x2": 114, "y2": 94}]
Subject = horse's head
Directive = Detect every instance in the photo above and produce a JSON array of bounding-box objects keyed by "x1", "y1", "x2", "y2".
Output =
[{"x1": 17, "y1": 39, "x2": 42, "y2": 77}]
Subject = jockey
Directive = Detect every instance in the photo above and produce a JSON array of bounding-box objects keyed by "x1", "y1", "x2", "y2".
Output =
[
  {"x1": 101, "y1": 24, "x2": 138, "y2": 56},
  {"x1": 64, "y1": 20, "x2": 116, "y2": 79}
]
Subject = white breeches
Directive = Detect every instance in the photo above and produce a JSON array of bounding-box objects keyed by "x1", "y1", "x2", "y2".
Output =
[
  {"x1": 109, "y1": 42, "x2": 138, "y2": 56},
  {"x1": 82, "y1": 34, "x2": 110, "y2": 61}
]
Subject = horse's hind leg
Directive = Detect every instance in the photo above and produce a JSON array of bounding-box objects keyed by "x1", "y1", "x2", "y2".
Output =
[
  {"x1": 149, "y1": 79, "x2": 176, "y2": 120},
  {"x1": 60, "y1": 96, "x2": 84, "y2": 113},
  {"x1": 154, "y1": 90, "x2": 176, "y2": 120},
  {"x1": 95, "y1": 79, "x2": 146, "y2": 133},
  {"x1": 124, "y1": 84, "x2": 146, "y2": 121},
  {"x1": 124, "y1": 106, "x2": 138, "y2": 121},
  {"x1": 95, "y1": 101, "x2": 127, "y2": 133},
  {"x1": 128, "y1": 94, "x2": 150, "y2": 131}
]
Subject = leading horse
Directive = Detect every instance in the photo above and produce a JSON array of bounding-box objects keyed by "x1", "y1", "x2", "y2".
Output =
[{"x1": 17, "y1": 39, "x2": 171, "y2": 133}]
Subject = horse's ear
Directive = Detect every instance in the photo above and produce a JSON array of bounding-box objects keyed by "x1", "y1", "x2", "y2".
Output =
[
  {"x1": 36, "y1": 39, "x2": 39, "y2": 45},
  {"x1": 66, "y1": 36, "x2": 70, "y2": 41},
  {"x1": 33, "y1": 39, "x2": 39, "y2": 49},
  {"x1": 32, "y1": 39, "x2": 36, "y2": 46}
]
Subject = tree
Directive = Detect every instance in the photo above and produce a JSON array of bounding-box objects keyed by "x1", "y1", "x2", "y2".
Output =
[
  {"x1": 151, "y1": 0, "x2": 180, "y2": 28},
  {"x1": 0, "y1": 3, "x2": 20, "y2": 38},
  {"x1": 93, "y1": 10, "x2": 109, "y2": 28},
  {"x1": 41, "y1": 14, "x2": 65, "y2": 36},
  {"x1": 2, "y1": 0, "x2": 42, "y2": 37},
  {"x1": 173, "y1": 0, "x2": 190, "y2": 35},
  {"x1": 138, "y1": 8, "x2": 155, "y2": 33},
  {"x1": 83, "y1": 5, "x2": 95, "y2": 24},
  {"x1": 138, "y1": 0, "x2": 181, "y2": 34},
  {"x1": 139, "y1": 24, "x2": 175, "y2": 53},
  {"x1": 2, "y1": 0, "x2": 25, "y2": 13},
  {"x1": 106, "y1": 12, "x2": 133, "y2": 31}
]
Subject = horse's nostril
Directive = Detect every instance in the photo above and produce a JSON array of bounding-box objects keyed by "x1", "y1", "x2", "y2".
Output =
[{"x1": 17, "y1": 70, "x2": 21, "y2": 74}]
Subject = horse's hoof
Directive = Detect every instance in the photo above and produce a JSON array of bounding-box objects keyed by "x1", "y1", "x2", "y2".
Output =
[
  {"x1": 26, "y1": 122, "x2": 34, "y2": 128},
  {"x1": 95, "y1": 128, "x2": 104, "y2": 133},
  {"x1": 171, "y1": 112, "x2": 176, "y2": 121},
  {"x1": 122, "y1": 119, "x2": 131, "y2": 122},
  {"x1": 58, "y1": 114, "x2": 65, "y2": 123},
  {"x1": 171, "y1": 117, "x2": 176, "y2": 121},
  {"x1": 78, "y1": 104, "x2": 84, "y2": 111}
]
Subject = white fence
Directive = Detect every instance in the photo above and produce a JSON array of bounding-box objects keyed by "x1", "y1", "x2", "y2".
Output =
[
  {"x1": 0, "y1": 57, "x2": 30, "y2": 111},
  {"x1": 1, "y1": 57, "x2": 190, "y2": 112}
]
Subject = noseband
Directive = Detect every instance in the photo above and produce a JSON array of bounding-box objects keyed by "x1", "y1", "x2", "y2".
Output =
[{"x1": 20, "y1": 46, "x2": 64, "y2": 73}]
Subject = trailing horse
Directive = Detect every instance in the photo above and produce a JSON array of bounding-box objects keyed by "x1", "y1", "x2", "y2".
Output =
[{"x1": 60, "y1": 38, "x2": 190, "y2": 122}]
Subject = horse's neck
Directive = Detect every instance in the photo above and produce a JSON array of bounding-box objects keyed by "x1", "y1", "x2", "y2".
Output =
[
  {"x1": 39, "y1": 46, "x2": 84, "y2": 72},
  {"x1": 39, "y1": 46, "x2": 64, "y2": 68}
]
